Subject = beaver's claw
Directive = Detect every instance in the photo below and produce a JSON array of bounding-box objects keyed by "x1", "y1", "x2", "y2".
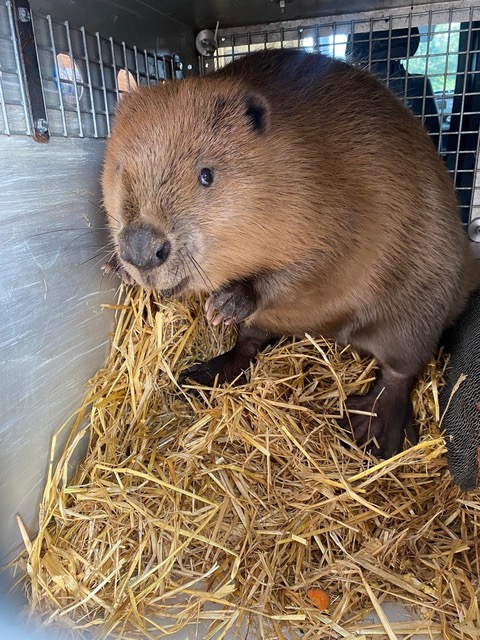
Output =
[{"x1": 205, "y1": 281, "x2": 257, "y2": 326}]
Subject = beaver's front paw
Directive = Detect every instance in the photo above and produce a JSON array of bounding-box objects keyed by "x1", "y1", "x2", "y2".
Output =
[{"x1": 205, "y1": 281, "x2": 257, "y2": 326}]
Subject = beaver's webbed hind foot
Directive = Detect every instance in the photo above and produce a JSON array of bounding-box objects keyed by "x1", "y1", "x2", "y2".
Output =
[{"x1": 338, "y1": 368, "x2": 419, "y2": 458}]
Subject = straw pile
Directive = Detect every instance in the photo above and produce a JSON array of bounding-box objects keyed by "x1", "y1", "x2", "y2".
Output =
[{"x1": 14, "y1": 287, "x2": 480, "y2": 640}]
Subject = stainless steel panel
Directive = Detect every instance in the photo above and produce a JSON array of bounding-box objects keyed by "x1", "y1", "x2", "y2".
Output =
[{"x1": 0, "y1": 135, "x2": 117, "y2": 567}]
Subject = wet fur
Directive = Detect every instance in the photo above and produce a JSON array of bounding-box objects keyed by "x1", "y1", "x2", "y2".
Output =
[{"x1": 102, "y1": 49, "x2": 480, "y2": 456}]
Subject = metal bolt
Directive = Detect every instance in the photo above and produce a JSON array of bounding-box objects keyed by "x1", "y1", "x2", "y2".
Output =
[
  {"x1": 35, "y1": 118, "x2": 48, "y2": 134},
  {"x1": 201, "y1": 39, "x2": 216, "y2": 56},
  {"x1": 17, "y1": 7, "x2": 31, "y2": 22},
  {"x1": 270, "y1": 0, "x2": 290, "y2": 11},
  {"x1": 468, "y1": 218, "x2": 480, "y2": 242}
]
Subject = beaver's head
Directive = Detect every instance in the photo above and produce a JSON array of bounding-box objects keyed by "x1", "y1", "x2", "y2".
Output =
[{"x1": 101, "y1": 76, "x2": 307, "y2": 296}]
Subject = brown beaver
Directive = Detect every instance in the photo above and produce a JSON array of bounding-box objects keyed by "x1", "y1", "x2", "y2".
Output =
[{"x1": 101, "y1": 49, "x2": 480, "y2": 458}]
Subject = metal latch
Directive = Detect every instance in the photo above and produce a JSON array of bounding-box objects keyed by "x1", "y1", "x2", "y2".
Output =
[{"x1": 12, "y1": 0, "x2": 50, "y2": 142}]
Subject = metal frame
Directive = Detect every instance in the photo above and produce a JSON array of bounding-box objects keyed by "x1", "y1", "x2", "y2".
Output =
[
  {"x1": 200, "y1": 1, "x2": 480, "y2": 239},
  {"x1": 211, "y1": 2, "x2": 476, "y2": 36},
  {"x1": 0, "y1": 0, "x2": 181, "y2": 139}
]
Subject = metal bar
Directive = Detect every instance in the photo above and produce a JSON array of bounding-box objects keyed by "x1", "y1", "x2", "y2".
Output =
[
  {"x1": 420, "y1": 10, "x2": 434, "y2": 124},
  {"x1": 14, "y1": 0, "x2": 50, "y2": 141},
  {"x1": 133, "y1": 45, "x2": 140, "y2": 86},
  {"x1": 6, "y1": 1, "x2": 31, "y2": 137},
  {"x1": 368, "y1": 18, "x2": 373, "y2": 70},
  {"x1": 438, "y1": 9, "x2": 454, "y2": 149},
  {"x1": 64, "y1": 20, "x2": 83, "y2": 137},
  {"x1": 164, "y1": 56, "x2": 173, "y2": 81},
  {"x1": 347, "y1": 18, "x2": 354, "y2": 61},
  {"x1": 0, "y1": 68, "x2": 11, "y2": 135},
  {"x1": 110, "y1": 37, "x2": 119, "y2": 100},
  {"x1": 96, "y1": 31, "x2": 110, "y2": 135},
  {"x1": 122, "y1": 41, "x2": 132, "y2": 91},
  {"x1": 172, "y1": 55, "x2": 179, "y2": 79},
  {"x1": 453, "y1": 10, "x2": 474, "y2": 188},
  {"x1": 215, "y1": 38, "x2": 222, "y2": 71},
  {"x1": 385, "y1": 15, "x2": 393, "y2": 90},
  {"x1": 153, "y1": 51, "x2": 159, "y2": 83},
  {"x1": 144, "y1": 49, "x2": 149, "y2": 84},
  {"x1": 332, "y1": 20, "x2": 337, "y2": 58},
  {"x1": 47, "y1": 14, "x2": 67, "y2": 136},
  {"x1": 8, "y1": 0, "x2": 37, "y2": 138},
  {"x1": 81, "y1": 26, "x2": 97, "y2": 138},
  {"x1": 403, "y1": 12, "x2": 413, "y2": 106}
]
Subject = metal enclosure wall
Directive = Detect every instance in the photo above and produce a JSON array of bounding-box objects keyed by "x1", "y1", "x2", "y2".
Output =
[
  {"x1": 0, "y1": 0, "x2": 190, "y2": 592},
  {"x1": 0, "y1": 1, "x2": 479, "y2": 638},
  {"x1": 0, "y1": 134, "x2": 115, "y2": 556}
]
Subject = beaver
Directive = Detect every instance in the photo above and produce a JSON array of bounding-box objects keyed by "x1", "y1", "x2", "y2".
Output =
[{"x1": 101, "y1": 48, "x2": 480, "y2": 458}]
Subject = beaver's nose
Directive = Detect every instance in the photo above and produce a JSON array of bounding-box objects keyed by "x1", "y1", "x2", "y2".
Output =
[{"x1": 119, "y1": 224, "x2": 170, "y2": 269}]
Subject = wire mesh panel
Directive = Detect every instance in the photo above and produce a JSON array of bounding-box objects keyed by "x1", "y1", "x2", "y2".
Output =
[
  {"x1": 0, "y1": 1, "x2": 30, "y2": 135},
  {"x1": 0, "y1": 0, "x2": 181, "y2": 139},
  {"x1": 205, "y1": 4, "x2": 480, "y2": 236}
]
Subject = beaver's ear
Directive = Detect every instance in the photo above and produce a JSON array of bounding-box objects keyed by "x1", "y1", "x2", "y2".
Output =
[{"x1": 244, "y1": 93, "x2": 270, "y2": 134}]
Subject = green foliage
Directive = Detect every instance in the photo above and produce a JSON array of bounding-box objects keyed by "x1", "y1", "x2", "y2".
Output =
[{"x1": 404, "y1": 24, "x2": 460, "y2": 93}]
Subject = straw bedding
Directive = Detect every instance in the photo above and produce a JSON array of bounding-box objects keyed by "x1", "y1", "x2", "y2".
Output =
[{"x1": 14, "y1": 287, "x2": 480, "y2": 639}]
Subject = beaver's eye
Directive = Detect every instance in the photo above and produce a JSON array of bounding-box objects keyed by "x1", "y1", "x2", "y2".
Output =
[{"x1": 199, "y1": 168, "x2": 214, "y2": 187}]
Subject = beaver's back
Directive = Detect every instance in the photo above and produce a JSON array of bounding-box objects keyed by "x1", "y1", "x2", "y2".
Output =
[{"x1": 215, "y1": 49, "x2": 477, "y2": 350}]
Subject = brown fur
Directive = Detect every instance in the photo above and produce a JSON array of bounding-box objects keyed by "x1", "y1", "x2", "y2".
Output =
[{"x1": 102, "y1": 49, "x2": 479, "y2": 455}]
